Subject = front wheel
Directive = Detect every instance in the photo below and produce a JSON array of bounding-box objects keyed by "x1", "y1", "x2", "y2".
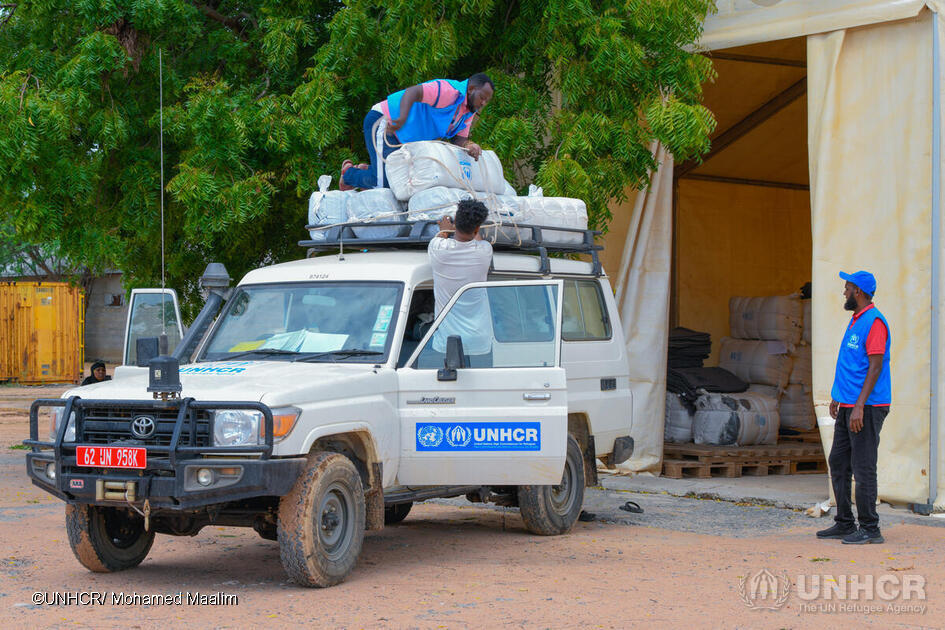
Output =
[
  {"x1": 65, "y1": 504, "x2": 155, "y2": 572},
  {"x1": 278, "y1": 452, "x2": 365, "y2": 587},
  {"x1": 517, "y1": 435, "x2": 585, "y2": 535}
]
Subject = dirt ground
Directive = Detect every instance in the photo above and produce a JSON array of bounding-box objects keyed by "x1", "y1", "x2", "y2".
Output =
[{"x1": 1, "y1": 384, "x2": 943, "y2": 629}]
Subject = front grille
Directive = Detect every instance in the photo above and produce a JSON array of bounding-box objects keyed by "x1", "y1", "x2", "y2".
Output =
[{"x1": 80, "y1": 407, "x2": 212, "y2": 447}]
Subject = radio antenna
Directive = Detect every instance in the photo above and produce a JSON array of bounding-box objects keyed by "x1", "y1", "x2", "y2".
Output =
[{"x1": 159, "y1": 48, "x2": 168, "y2": 352}]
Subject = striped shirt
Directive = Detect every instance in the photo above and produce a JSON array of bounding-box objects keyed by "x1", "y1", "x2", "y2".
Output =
[{"x1": 375, "y1": 79, "x2": 475, "y2": 138}]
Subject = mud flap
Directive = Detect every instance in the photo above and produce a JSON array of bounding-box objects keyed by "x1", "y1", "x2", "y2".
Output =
[
  {"x1": 365, "y1": 462, "x2": 384, "y2": 531},
  {"x1": 612, "y1": 436, "x2": 634, "y2": 465}
]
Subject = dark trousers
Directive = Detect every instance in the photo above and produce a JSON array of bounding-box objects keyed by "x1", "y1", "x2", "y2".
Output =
[
  {"x1": 829, "y1": 405, "x2": 888, "y2": 534},
  {"x1": 341, "y1": 110, "x2": 400, "y2": 189}
]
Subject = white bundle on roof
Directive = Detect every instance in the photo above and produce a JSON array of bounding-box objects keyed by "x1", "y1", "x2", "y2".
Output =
[
  {"x1": 729, "y1": 295, "x2": 803, "y2": 348},
  {"x1": 407, "y1": 186, "x2": 522, "y2": 239},
  {"x1": 514, "y1": 195, "x2": 588, "y2": 245},
  {"x1": 385, "y1": 141, "x2": 513, "y2": 200},
  {"x1": 307, "y1": 175, "x2": 351, "y2": 241},
  {"x1": 346, "y1": 188, "x2": 406, "y2": 239}
]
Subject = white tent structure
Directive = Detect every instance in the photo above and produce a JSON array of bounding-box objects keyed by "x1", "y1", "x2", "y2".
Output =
[{"x1": 604, "y1": 0, "x2": 945, "y2": 513}]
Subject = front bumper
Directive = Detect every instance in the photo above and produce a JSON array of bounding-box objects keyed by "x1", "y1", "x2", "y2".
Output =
[
  {"x1": 26, "y1": 453, "x2": 306, "y2": 510},
  {"x1": 24, "y1": 396, "x2": 305, "y2": 510}
]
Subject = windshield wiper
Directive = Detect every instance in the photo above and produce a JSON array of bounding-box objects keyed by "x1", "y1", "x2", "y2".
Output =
[
  {"x1": 294, "y1": 349, "x2": 384, "y2": 362},
  {"x1": 217, "y1": 348, "x2": 301, "y2": 361}
]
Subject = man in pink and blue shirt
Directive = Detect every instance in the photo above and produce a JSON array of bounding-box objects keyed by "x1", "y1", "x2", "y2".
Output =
[{"x1": 340, "y1": 73, "x2": 494, "y2": 190}]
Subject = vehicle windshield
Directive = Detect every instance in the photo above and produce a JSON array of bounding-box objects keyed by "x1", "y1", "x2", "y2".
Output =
[{"x1": 200, "y1": 282, "x2": 403, "y2": 363}]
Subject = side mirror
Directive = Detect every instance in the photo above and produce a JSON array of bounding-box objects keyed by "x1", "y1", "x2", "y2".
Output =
[
  {"x1": 437, "y1": 335, "x2": 465, "y2": 381},
  {"x1": 136, "y1": 337, "x2": 160, "y2": 367}
]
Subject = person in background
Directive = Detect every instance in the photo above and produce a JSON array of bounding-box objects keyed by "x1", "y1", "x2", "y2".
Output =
[
  {"x1": 817, "y1": 270, "x2": 891, "y2": 545},
  {"x1": 81, "y1": 361, "x2": 112, "y2": 386},
  {"x1": 420, "y1": 199, "x2": 493, "y2": 367},
  {"x1": 340, "y1": 74, "x2": 495, "y2": 191}
]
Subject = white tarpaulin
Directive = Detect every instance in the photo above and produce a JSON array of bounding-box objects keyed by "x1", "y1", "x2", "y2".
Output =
[
  {"x1": 611, "y1": 144, "x2": 674, "y2": 474},
  {"x1": 808, "y1": 12, "x2": 940, "y2": 507},
  {"x1": 702, "y1": 0, "x2": 944, "y2": 51}
]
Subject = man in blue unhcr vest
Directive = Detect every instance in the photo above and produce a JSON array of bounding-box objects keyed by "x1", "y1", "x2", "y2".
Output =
[
  {"x1": 817, "y1": 270, "x2": 891, "y2": 544},
  {"x1": 339, "y1": 74, "x2": 495, "y2": 191}
]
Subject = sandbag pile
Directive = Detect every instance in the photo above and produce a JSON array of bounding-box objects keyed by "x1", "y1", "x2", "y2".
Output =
[
  {"x1": 664, "y1": 392, "x2": 694, "y2": 443},
  {"x1": 692, "y1": 390, "x2": 780, "y2": 446},
  {"x1": 307, "y1": 142, "x2": 589, "y2": 246}
]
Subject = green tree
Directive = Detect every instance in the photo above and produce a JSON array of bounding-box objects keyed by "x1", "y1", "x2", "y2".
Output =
[{"x1": 0, "y1": 0, "x2": 715, "y2": 318}]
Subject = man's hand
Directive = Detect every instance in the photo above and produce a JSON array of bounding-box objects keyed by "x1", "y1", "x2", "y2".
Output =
[
  {"x1": 849, "y1": 404, "x2": 864, "y2": 433},
  {"x1": 465, "y1": 141, "x2": 482, "y2": 160},
  {"x1": 829, "y1": 399, "x2": 839, "y2": 419},
  {"x1": 388, "y1": 117, "x2": 407, "y2": 132},
  {"x1": 436, "y1": 215, "x2": 454, "y2": 238}
]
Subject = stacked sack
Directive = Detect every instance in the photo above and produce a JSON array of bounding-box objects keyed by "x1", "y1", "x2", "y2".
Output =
[
  {"x1": 308, "y1": 142, "x2": 589, "y2": 245},
  {"x1": 692, "y1": 390, "x2": 780, "y2": 446},
  {"x1": 781, "y1": 300, "x2": 815, "y2": 430},
  {"x1": 702, "y1": 295, "x2": 805, "y2": 445}
]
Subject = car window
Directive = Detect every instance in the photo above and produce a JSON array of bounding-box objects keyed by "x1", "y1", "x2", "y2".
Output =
[
  {"x1": 414, "y1": 284, "x2": 559, "y2": 369},
  {"x1": 561, "y1": 279, "x2": 611, "y2": 341}
]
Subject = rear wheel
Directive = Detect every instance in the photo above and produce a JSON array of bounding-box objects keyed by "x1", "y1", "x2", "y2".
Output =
[
  {"x1": 65, "y1": 504, "x2": 155, "y2": 572},
  {"x1": 517, "y1": 435, "x2": 585, "y2": 535},
  {"x1": 278, "y1": 452, "x2": 365, "y2": 587},
  {"x1": 384, "y1": 502, "x2": 412, "y2": 525}
]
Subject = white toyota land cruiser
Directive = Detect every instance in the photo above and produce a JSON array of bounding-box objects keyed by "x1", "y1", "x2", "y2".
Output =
[{"x1": 25, "y1": 224, "x2": 634, "y2": 587}]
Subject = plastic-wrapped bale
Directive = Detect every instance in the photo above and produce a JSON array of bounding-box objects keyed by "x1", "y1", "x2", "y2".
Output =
[
  {"x1": 664, "y1": 393, "x2": 694, "y2": 443},
  {"x1": 385, "y1": 141, "x2": 511, "y2": 200},
  {"x1": 747, "y1": 384, "x2": 782, "y2": 399},
  {"x1": 718, "y1": 337, "x2": 793, "y2": 389},
  {"x1": 693, "y1": 390, "x2": 780, "y2": 446},
  {"x1": 780, "y1": 383, "x2": 816, "y2": 430},
  {"x1": 307, "y1": 175, "x2": 352, "y2": 241},
  {"x1": 515, "y1": 196, "x2": 589, "y2": 245},
  {"x1": 346, "y1": 188, "x2": 407, "y2": 239},
  {"x1": 789, "y1": 344, "x2": 812, "y2": 386},
  {"x1": 408, "y1": 187, "x2": 522, "y2": 239},
  {"x1": 802, "y1": 299, "x2": 812, "y2": 345},
  {"x1": 729, "y1": 295, "x2": 803, "y2": 348}
]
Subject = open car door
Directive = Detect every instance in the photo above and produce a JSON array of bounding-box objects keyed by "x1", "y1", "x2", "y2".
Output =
[
  {"x1": 397, "y1": 280, "x2": 567, "y2": 485},
  {"x1": 122, "y1": 288, "x2": 184, "y2": 365}
]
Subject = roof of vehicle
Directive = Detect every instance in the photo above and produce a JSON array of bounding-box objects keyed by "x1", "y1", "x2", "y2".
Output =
[{"x1": 239, "y1": 250, "x2": 605, "y2": 287}]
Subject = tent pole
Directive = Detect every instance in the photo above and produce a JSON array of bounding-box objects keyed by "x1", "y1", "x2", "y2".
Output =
[{"x1": 928, "y1": 12, "x2": 942, "y2": 515}]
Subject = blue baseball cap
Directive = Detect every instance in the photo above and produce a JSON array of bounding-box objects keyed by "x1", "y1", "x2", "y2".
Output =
[{"x1": 839, "y1": 270, "x2": 876, "y2": 296}]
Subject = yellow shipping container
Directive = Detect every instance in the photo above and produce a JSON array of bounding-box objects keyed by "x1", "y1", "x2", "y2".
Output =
[{"x1": 0, "y1": 282, "x2": 84, "y2": 384}]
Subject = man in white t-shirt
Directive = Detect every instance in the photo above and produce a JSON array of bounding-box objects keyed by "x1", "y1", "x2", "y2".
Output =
[{"x1": 424, "y1": 199, "x2": 494, "y2": 367}]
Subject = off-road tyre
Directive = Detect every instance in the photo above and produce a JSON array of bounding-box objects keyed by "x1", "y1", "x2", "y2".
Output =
[
  {"x1": 517, "y1": 435, "x2": 585, "y2": 535},
  {"x1": 278, "y1": 451, "x2": 365, "y2": 587},
  {"x1": 65, "y1": 504, "x2": 155, "y2": 572},
  {"x1": 384, "y1": 502, "x2": 412, "y2": 525}
]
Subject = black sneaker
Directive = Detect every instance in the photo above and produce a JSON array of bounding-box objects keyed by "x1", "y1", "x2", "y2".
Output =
[
  {"x1": 842, "y1": 528, "x2": 884, "y2": 545},
  {"x1": 816, "y1": 523, "x2": 857, "y2": 539}
]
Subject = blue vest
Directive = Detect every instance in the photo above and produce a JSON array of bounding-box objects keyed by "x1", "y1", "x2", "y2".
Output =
[
  {"x1": 831, "y1": 306, "x2": 891, "y2": 405},
  {"x1": 386, "y1": 79, "x2": 474, "y2": 143}
]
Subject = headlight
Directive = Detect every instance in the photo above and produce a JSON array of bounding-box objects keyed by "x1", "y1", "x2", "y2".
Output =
[
  {"x1": 49, "y1": 408, "x2": 76, "y2": 442},
  {"x1": 212, "y1": 410, "x2": 262, "y2": 447},
  {"x1": 211, "y1": 407, "x2": 300, "y2": 447}
]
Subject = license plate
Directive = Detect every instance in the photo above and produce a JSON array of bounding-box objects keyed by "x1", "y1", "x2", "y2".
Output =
[{"x1": 75, "y1": 446, "x2": 146, "y2": 469}]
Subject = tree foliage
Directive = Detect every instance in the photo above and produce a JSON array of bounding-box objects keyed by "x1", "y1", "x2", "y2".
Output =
[{"x1": 0, "y1": 0, "x2": 715, "y2": 318}]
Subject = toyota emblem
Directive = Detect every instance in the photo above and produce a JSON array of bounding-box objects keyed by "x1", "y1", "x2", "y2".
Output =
[{"x1": 130, "y1": 415, "x2": 157, "y2": 439}]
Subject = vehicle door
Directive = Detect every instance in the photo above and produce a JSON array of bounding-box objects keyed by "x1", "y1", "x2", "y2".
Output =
[
  {"x1": 397, "y1": 280, "x2": 567, "y2": 485},
  {"x1": 122, "y1": 288, "x2": 184, "y2": 365}
]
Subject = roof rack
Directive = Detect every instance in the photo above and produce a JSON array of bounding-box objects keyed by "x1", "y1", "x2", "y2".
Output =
[{"x1": 299, "y1": 219, "x2": 604, "y2": 276}]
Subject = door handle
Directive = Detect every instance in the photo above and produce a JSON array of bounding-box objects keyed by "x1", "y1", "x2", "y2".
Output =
[{"x1": 523, "y1": 392, "x2": 551, "y2": 401}]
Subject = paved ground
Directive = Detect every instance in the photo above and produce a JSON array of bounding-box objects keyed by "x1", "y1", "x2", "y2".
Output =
[{"x1": 1, "y1": 383, "x2": 943, "y2": 628}]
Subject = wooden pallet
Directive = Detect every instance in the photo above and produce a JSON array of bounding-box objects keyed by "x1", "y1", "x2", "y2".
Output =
[
  {"x1": 779, "y1": 430, "x2": 823, "y2": 444},
  {"x1": 661, "y1": 442, "x2": 826, "y2": 479}
]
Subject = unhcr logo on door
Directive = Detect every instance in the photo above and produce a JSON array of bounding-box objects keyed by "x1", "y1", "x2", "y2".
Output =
[{"x1": 415, "y1": 422, "x2": 541, "y2": 451}]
